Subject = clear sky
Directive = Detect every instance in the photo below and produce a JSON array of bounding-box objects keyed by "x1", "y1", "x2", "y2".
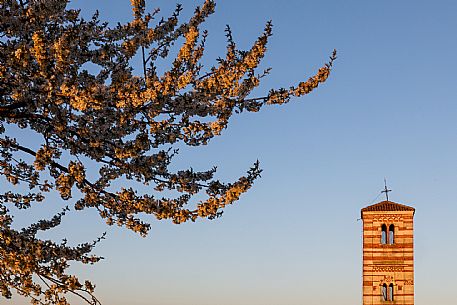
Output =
[{"x1": 7, "y1": 0, "x2": 457, "y2": 304}]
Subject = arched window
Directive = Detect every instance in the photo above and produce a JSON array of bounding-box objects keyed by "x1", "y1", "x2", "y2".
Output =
[
  {"x1": 381, "y1": 224, "x2": 387, "y2": 244},
  {"x1": 389, "y1": 224, "x2": 395, "y2": 244},
  {"x1": 388, "y1": 284, "x2": 394, "y2": 301},
  {"x1": 382, "y1": 284, "x2": 388, "y2": 301}
]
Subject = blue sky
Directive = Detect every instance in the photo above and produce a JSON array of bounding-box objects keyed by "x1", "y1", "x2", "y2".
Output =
[{"x1": 7, "y1": 0, "x2": 457, "y2": 304}]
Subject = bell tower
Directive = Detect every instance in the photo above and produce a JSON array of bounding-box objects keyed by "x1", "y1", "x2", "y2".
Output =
[{"x1": 361, "y1": 201, "x2": 415, "y2": 305}]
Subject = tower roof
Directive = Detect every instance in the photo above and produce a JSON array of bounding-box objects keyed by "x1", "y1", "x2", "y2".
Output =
[{"x1": 361, "y1": 200, "x2": 415, "y2": 216}]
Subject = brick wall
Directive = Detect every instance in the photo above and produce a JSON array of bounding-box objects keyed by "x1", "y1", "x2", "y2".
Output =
[{"x1": 361, "y1": 205, "x2": 414, "y2": 305}]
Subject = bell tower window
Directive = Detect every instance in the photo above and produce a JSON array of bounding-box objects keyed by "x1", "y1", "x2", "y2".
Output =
[
  {"x1": 389, "y1": 284, "x2": 394, "y2": 301},
  {"x1": 381, "y1": 283, "x2": 394, "y2": 301},
  {"x1": 389, "y1": 224, "x2": 395, "y2": 244},
  {"x1": 382, "y1": 284, "x2": 388, "y2": 301},
  {"x1": 381, "y1": 224, "x2": 387, "y2": 244}
]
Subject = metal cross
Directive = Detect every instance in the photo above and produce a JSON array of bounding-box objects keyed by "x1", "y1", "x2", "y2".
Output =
[{"x1": 381, "y1": 178, "x2": 392, "y2": 202}]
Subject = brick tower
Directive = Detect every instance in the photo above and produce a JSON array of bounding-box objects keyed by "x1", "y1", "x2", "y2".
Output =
[{"x1": 361, "y1": 201, "x2": 415, "y2": 305}]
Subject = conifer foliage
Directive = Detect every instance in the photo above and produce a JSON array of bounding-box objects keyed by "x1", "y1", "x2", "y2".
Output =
[{"x1": 0, "y1": 0, "x2": 336, "y2": 304}]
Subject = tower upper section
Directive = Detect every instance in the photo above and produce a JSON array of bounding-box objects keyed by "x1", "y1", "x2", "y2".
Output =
[{"x1": 361, "y1": 200, "x2": 415, "y2": 305}]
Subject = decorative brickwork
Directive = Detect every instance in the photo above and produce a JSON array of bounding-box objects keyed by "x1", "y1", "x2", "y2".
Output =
[{"x1": 361, "y1": 201, "x2": 415, "y2": 305}]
